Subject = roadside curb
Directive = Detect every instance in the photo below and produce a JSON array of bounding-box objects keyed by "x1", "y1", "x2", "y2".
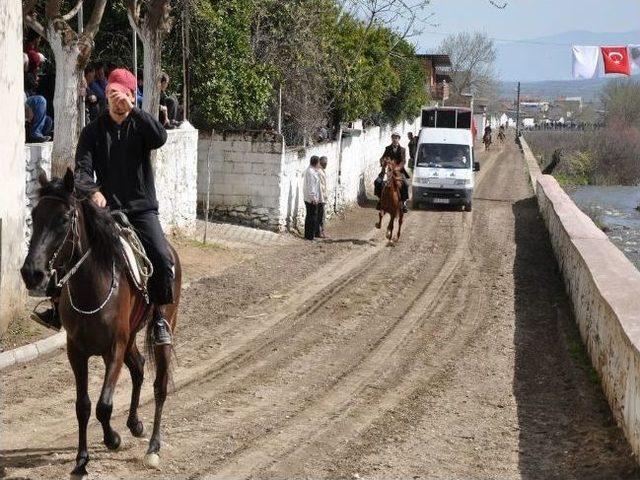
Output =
[
  {"x1": 0, "y1": 331, "x2": 66, "y2": 370},
  {"x1": 0, "y1": 222, "x2": 284, "y2": 372}
]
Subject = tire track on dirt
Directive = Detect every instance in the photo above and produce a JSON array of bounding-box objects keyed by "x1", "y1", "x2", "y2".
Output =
[{"x1": 209, "y1": 212, "x2": 472, "y2": 478}]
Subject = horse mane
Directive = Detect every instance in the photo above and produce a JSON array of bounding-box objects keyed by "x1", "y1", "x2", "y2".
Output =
[{"x1": 39, "y1": 181, "x2": 124, "y2": 272}]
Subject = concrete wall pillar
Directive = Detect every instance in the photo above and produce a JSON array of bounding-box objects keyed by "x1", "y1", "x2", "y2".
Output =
[{"x1": 0, "y1": 1, "x2": 27, "y2": 333}]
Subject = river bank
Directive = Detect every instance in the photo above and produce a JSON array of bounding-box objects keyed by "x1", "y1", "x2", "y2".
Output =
[{"x1": 569, "y1": 185, "x2": 640, "y2": 270}]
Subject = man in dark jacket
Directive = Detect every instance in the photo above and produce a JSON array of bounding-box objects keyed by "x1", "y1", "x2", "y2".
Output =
[
  {"x1": 32, "y1": 68, "x2": 174, "y2": 346},
  {"x1": 377, "y1": 132, "x2": 410, "y2": 212}
]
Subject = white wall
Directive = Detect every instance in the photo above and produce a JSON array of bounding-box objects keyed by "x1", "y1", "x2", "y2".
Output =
[
  {"x1": 199, "y1": 119, "x2": 421, "y2": 232},
  {"x1": 280, "y1": 119, "x2": 420, "y2": 231},
  {"x1": 198, "y1": 131, "x2": 285, "y2": 230},
  {"x1": 23, "y1": 124, "x2": 198, "y2": 241},
  {"x1": 24, "y1": 143, "x2": 52, "y2": 242},
  {"x1": 521, "y1": 137, "x2": 640, "y2": 463},
  {"x1": 155, "y1": 122, "x2": 199, "y2": 235},
  {"x1": 0, "y1": 2, "x2": 26, "y2": 333}
]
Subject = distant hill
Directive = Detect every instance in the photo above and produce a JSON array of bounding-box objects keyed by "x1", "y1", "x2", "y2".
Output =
[
  {"x1": 498, "y1": 77, "x2": 624, "y2": 103},
  {"x1": 496, "y1": 29, "x2": 640, "y2": 82}
]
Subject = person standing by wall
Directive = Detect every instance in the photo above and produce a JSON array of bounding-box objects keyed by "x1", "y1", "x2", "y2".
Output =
[
  {"x1": 303, "y1": 156, "x2": 321, "y2": 240},
  {"x1": 316, "y1": 156, "x2": 329, "y2": 238},
  {"x1": 408, "y1": 132, "x2": 418, "y2": 168}
]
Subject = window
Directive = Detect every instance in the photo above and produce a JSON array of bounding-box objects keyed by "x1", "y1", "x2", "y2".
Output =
[{"x1": 416, "y1": 143, "x2": 471, "y2": 169}]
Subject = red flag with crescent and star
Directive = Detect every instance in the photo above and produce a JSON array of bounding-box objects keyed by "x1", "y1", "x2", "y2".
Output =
[{"x1": 601, "y1": 46, "x2": 631, "y2": 75}]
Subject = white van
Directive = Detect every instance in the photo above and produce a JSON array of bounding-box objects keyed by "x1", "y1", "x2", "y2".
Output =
[{"x1": 411, "y1": 107, "x2": 479, "y2": 211}]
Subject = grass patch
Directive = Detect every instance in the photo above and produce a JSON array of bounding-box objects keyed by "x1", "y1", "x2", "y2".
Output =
[
  {"x1": 173, "y1": 235, "x2": 227, "y2": 251},
  {"x1": 565, "y1": 320, "x2": 600, "y2": 386}
]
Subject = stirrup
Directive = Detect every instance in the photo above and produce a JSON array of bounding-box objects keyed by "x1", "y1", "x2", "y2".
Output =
[{"x1": 153, "y1": 318, "x2": 172, "y2": 346}]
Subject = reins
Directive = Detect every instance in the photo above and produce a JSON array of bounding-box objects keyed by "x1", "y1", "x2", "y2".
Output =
[{"x1": 39, "y1": 195, "x2": 117, "y2": 315}]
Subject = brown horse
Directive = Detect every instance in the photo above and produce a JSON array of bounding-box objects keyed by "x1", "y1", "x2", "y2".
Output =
[
  {"x1": 483, "y1": 132, "x2": 492, "y2": 151},
  {"x1": 20, "y1": 169, "x2": 181, "y2": 479},
  {"x1": 375, "y1": 159, "x2": 404, "y2": 242}
]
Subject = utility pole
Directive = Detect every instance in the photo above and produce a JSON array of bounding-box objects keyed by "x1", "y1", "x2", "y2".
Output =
[
  {"x1": 277, "y1": 84, "x2": 282, "y2": 134},
  {"x1": 515, "y1": 81, "x2": 521, "y2": 137}
]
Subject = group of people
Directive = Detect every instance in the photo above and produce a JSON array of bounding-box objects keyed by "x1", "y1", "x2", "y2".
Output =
[
  {"x1": 23, "y1": 31, "x2": 52, "y2": 143},
  {"x1": 22, "y1": 30, "x2": 181, "y2": 143},
  {"x1": 83, "y1": 65, "x2": 181, "y2": 129},
  {"x1": 302, "y1": 156, "x2": 329, "y2": 241},
  {"x1": 300, "y1": 131, "x2": 415, "y2": 241}
]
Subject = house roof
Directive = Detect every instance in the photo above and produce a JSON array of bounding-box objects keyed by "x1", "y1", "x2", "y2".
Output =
[{"x1": 416, "y1": 54, "x2": 452, "y2": 67}]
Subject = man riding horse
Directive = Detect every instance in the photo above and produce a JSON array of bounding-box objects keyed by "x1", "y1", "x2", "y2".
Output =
[
  {"x1": 377, "y1": 132, "x2": 410, "y2": 213},
  {"x1": 32, "y1": 68, "x2": 174, "y2": 346}
]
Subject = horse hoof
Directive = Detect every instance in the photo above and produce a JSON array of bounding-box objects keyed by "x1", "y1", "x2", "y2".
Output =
[
  {"x1": 105, "y1": 431, "x2": 121, "y2": 451},
  {"x1": 144, "y1": 453, "x2": 161, "y2": 469},
  {"x1": 375, "y1": 223, "x2": 381, "y2": 229},
  {"x1": 70, "y1": 474, "x2": 88, "y2": 480},
  {"x1": 128, "y1": 420, "x2": 145, "y2": 438}
]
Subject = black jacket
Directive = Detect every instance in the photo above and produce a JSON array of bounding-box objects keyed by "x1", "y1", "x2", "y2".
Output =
[
  {"x1": 381, "y1": 144, "x2": 410, "y2": 179},
  {"x1": 74, "y1": 108, "x2": 167, "y2": 214}
]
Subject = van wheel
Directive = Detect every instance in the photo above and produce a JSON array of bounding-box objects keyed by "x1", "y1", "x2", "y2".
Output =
[{"x1": 465, "y1": 202, "x2": 473, "y2": 212}]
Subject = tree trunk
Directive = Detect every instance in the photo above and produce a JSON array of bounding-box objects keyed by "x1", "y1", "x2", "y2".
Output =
[
  {"x1": 48, "y1": 25, "x2": 82, "y2": 178},
  {"x1": 140, "y1": 26, "x2": 162, "y2": 117}
]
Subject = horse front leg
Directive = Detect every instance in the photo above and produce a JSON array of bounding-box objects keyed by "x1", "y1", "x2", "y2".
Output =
[
  {"x1": 375, "y1": 209, "x2": 383, "y2": 229},
  {"x1": 68, "y1": 344, "x2": 91, "y2": 480},
  {"x1": 396, "y1": 211, "x2": 404, "y2": 241},
  {"x1": 125, "y1": 342, "x2": 145, "y2": 437},
  {"x1": 144, "y1": 343, "x2": 171, "y2": 469},
  {"x1": 386, "y1": 213, "x2": 395, "y2": 240},
  {"x1": 97, "y1": 343, "x2": 125, "y2": 451}
]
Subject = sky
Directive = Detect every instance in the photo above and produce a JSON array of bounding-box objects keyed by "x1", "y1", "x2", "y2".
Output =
[{"x1": 415, "y1": 0, "x2": 640, "y2": 52}]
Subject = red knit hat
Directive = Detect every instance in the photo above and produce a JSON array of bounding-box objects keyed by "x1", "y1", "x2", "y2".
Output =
[{"x1": 107, "y1": 68, "x2": 137, "y2": 95}]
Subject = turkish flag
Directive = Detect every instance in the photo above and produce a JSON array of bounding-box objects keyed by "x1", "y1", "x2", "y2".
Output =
[{"x1": 601, "y1": 46, "x2": 631, "y2": 75}]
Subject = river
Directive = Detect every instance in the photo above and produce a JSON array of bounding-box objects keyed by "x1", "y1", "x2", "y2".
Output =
[{"x1": 569, "y1": 186, "x2": 640, "y2": 270}]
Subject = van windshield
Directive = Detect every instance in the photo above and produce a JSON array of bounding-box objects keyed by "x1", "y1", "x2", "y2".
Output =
[{"x1": 416, "y1": 143, "x2": 471, "y2": 169}]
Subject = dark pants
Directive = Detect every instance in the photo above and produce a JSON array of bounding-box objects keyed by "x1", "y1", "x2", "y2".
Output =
[
  {"x1": 304, "y1": 202, "x2": 318, "y2": 240},
  {"x1": 400, "y1": 180, "x2": 409, "y2": 201},
  {"x1": 129, "y1": 211, "x2": 174, "y2": 305},
  {"x1": 26, "y1": 95, "x2": 53, "y2": 141},
  {"x1": 316, "y1": 203, "x2": 325, "y2": 236}
]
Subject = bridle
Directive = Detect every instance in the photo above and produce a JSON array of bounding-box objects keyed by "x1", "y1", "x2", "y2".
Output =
[{"x1": 38, "y1": 195, "x2": 117, "y2": 315}]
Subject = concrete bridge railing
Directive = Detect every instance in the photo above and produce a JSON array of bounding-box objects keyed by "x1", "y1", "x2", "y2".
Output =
[{"x1": 521, "y1": 136, "x2": 640, "y2": 459}]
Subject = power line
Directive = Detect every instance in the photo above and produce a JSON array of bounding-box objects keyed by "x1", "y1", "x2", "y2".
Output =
[{"x1": 418, "y1": 30, "x2": 631, "y2": 47}]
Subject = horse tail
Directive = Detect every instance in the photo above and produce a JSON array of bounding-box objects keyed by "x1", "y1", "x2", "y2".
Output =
[{"x1": 143, "y1": 306, "x2": 178, "y2": 379}]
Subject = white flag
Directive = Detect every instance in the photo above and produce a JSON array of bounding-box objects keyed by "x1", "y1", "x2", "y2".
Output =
[
  {"x1": 630, "y1": 45, "x2": 640, "y2": 73},
  {"x1": 572, "y1": 45, "x2": 600, "y2": 79}
]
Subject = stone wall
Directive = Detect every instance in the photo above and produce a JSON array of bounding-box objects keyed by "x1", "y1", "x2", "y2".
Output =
[
  {"x1": 198, "y1": 118, "x2": 421, "y2": 231},
  {"x1": 521, "y1": 140, "x2": 640, "y2": 461},
  {"x1": 0, "y1": 2, "x2": 27, "y2": 333},
  {"x1": 197, "y1": 131, "x2": 284, "y2": 230}
]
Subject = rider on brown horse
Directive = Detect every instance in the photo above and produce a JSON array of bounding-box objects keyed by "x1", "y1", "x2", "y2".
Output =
[
  {"x1": 32, "y1": 68, "x2": 174, "y2": 346},
  {"x1": 376, "y1": 132, "x2": 410, "y2": 213}
]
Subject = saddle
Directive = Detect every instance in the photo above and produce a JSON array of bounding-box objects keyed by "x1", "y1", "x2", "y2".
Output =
[{"x1": 112, "y1": 211, "x2": 153, "y2": 299}]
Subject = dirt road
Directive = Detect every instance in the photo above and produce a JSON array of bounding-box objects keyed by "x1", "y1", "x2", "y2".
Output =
[{"x1": 1, "y1": 142, "x2": 638, "y2": 479}]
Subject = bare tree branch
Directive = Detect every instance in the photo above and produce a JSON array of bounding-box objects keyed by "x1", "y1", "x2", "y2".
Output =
[
  {"x1": 83, "y1": 0, "x2": 107, "y2": 38},
  {"x1": 24, "y1": 12, "x2": 47, "y2": 39},
  {"x1": 62, "y1": 0, "x2": 83, "y2": 22}
]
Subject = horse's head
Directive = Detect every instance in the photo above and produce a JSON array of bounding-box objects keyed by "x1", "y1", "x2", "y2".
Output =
[{"x1": 21, "y1": 168, "x2": 75, "y2": 290}]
